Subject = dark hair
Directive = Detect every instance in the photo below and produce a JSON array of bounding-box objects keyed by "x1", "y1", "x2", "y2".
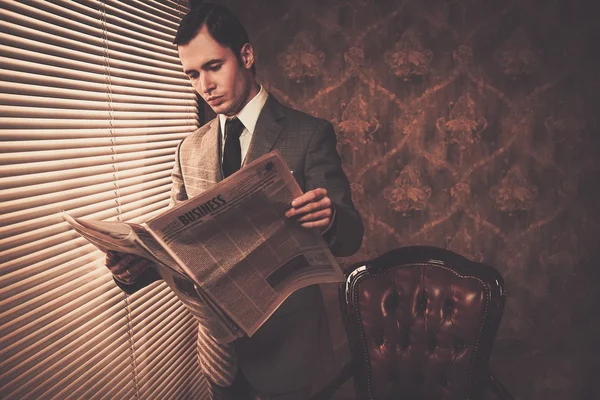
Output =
[{"x1": 174, "y1": 3, "x2": 255, "y2": 73}]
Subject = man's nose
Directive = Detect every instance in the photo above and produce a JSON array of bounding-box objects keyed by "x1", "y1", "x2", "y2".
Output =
[{"x1": 199, "y1": 73, "x2": 216, "y2": 95}]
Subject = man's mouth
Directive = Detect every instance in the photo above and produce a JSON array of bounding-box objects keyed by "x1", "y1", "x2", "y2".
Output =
[{"x1": 206, "y1": 96, "x2": 223, "y2": 104}]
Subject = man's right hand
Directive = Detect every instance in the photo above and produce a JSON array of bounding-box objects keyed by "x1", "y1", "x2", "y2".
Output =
[{"x1": 105, "y1": 251, "x2": 152, "y2": 285}]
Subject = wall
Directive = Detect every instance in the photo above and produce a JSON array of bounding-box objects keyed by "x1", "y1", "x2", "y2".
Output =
[{"x1": 203, "y1": 0, "x2": 600, "y2": 398}]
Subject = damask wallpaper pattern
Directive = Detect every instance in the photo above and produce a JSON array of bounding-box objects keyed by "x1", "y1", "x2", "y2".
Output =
[{"x1": 203, "y1": 0, "x2": 600, "y2": 398}]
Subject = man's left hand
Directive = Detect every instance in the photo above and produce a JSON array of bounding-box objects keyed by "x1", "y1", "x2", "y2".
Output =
[{"x1": 285, "y1": 188, "x2": 333, "y2": 231}]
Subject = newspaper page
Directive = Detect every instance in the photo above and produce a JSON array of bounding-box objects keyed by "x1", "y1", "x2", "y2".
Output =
[
  {"x1": 64, "y1": 213, "x2": 242, "y2": 342},
  {"x1": 63, "y1": 214, "x2": 186, "y2": 275},
  {"x1": 144, "y1": 150, "x2": 344, "y2": 342}
]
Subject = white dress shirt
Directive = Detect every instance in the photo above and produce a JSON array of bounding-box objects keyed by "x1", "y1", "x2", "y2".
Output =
[{"x1": 218, "y1": 85, "x2": 268, "y2": 164}]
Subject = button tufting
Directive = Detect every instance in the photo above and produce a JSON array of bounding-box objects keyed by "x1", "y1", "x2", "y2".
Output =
[
  {"x1": 401, "y1": 330, "x2": 410, "y2": 349},
  {"x1": 383, "y1": 292, "x2": 398, "y2": 314},
  {"x1": 412, "y1": 371, "x2": 424, "y2": 385},
  {"x1": 454, "y1": 338, "x2": 466, "y2": 351},
  {"x1": 387, "y1": 369, "x2": 398, "y2": 383},
  {"x1": 416, "y1": 291, "x2": 428, "y2": 315},
  {"x1": 395, "y1": 343, "x2": 403, "y2": 355},
  {"x1": 428, "y1": 336, "x2": 437, "y2": 352},
  {"x1": 443, "y1": 298, "x2": 454, "y2": 318},
  {"x1": 441, "y1": 374, "x2": 448, "y2": 387}
]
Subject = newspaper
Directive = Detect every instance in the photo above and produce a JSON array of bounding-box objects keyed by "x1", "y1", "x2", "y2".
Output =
[{"x1": 64, "y1": 151, "x2": 344, "y2": 343}]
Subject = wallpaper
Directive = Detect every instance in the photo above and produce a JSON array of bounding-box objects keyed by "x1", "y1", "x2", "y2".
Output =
[{"x1": 203, "y1": 0, "x2": 600, "y2": 398}]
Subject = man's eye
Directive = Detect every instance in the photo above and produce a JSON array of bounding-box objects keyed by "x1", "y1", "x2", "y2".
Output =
[
  {"x1": 188, "y1": 73, "x2": 198, "y2": 79},
  {"x1": 209, "y1": 64, "x2": 222, "y2": 72}
]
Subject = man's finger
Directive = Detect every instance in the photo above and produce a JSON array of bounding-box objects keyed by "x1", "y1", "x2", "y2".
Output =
[
  {"x1": 298, "y1": 219, "x2": 330, "y2": 230},
  {"x1": 106, "y1": 253, "x2": 149, "y2": 276},
  {"x1": 286, "y1": 196, "x2": 331, "y2": 218},
  {"x1": 107, "y1": 254, "x2": 135, "y2": 274},
  {"x1": 112, "y1": 257, "x2": 152, "y2": 284},
  {"x1": 294, "y1": 208, "x2": 332, "y2": 223},
  {"x1": 105, "y1": 250, "x2": 124, "y2": 267},
  {"x1": 290, "y1": 188, "x2": 327, "y2": 208}
]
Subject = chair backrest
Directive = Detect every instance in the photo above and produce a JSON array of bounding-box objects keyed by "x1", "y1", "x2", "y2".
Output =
[{"x1": 341, "y1": 246, "x2": 505, "y2": 400}]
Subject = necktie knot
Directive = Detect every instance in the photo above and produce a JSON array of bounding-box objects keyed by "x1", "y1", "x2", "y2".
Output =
[{"x1": 225, "y1": 117, "x2": 244, "y2": 139}]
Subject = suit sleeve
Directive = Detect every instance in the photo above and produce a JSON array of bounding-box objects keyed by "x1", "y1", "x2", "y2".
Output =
[
  {"x1": 170, "y1": 140, "x2": 189, "y2": 207},
  {"x1": 304, "y1": 120, "x2": 364, "y2": 257}
]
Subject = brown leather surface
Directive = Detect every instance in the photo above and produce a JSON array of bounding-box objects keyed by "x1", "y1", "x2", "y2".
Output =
[{"x1": 342, "y1": 246, "x2": 505, "y2": 399}]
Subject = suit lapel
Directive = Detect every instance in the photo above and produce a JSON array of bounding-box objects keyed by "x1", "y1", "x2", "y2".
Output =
[
  {"x1": 243, "y1": 95, "x2": 285, "y2": 166},
  {"x1": 198, "y1": 119, "x2": 223, "y2": 183}
]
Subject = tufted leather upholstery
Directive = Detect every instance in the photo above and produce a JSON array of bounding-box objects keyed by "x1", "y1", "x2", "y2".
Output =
[{"x1": 311, "y1": 246, "x2": 513, "y2": 400}]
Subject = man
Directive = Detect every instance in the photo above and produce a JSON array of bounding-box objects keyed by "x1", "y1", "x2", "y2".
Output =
[{"x1": 106, "y1": 3, "x2": 363, "y2": 399}]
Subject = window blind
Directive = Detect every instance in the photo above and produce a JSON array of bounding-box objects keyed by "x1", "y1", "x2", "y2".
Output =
[{"x1": 0, "y1": 1, "x2": 209, "y2": 399}]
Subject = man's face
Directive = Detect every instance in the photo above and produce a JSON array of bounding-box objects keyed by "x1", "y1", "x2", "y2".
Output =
[{"x1": 178, "y1": 26, "x2": 255, "y2": 117}]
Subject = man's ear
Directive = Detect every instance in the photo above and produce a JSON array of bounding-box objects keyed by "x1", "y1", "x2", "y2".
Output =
[{"x1": 240, "y1": 43, "x2": 255, "y2": 70}]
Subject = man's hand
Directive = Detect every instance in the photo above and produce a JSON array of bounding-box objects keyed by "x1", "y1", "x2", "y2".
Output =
[
  {"x1": 105, "y1": 251, "x2": 152, "y2": 285},
  {"x1": 285, "y1": 188, "x2": 334, "y2": 231}
]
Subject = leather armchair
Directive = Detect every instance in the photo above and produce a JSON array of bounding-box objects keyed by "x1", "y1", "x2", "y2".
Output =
[{"x1": 312, "y1": 246, "x2": 513, "y2": 400}]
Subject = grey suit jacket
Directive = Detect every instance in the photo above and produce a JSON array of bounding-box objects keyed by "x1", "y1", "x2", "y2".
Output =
[{"x1": 123, "y1": 94, "x2": 363, "y2": 394}]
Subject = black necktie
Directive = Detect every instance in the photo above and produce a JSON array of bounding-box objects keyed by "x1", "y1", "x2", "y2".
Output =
[{"x1": 222, "y1": 117, "x2": 244, "y2": 178}]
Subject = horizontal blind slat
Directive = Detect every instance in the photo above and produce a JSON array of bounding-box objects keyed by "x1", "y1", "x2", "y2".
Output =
[
  {"x1": 131, "y1": 289, "x2": 180, "y2": 324},
  {"x1": 101, "y1": 384, "x2": 136, "y2": 400},
  {"x1": 0, "y1": 179, "x2": 171, "y2": 228},
  {"x1": 1, "y1": 18, "x2": 181, "y2": 71},
  {"x1": 0, "y1": 105, "x2": 195, "y2": 121},
  {"x1": 1, "y1": 70, "x2": 193, "y2": 100},
  {"x1": 0, "y1": 171, "x2": 171, "y2": 214},
  {"x1": 135, "y1": 316, "x2": 196, "y2": 374},
  {"x1": 0, "y1": 161, "x2": 174, "y2": 200},
  {"x1": 5, "y1": 330, "x2": 132, "y2": 400},
  {"x1": 3, "y1": 196, "x2": 170, "y2": 265},
  {"x1": 0, "y1": 57, "x2": 194, "y2": 93},
  {"x1": 0, "y1": 81, "x2": 195, "y2": 106},
  {"x1": 0, "y1": 33, "x2": 184, "y2": 79},
  {"x1": 34, "y1": 339, "x2": 133, "y2": 400},
  {"x1": 0, "y1": 184, "x2": 170, "y2": 241},
  {"x1": 132, "y1": 302, "x2": 188, "y2": 345},
  {"x1": 0, "y1": 245, "x2": 103, "y2": 301},
  {"x1": 74, "y1": 0, "x2": 177, "y2": 40},
  {"x1": 104, "y1": 0, "x2": 180, "y2": 29},
  {"x1": 64, "y1": 352, "x2": 135, "y2": 400},
  {"x1": 0, "y1": 117, "x2": 197, "y2": 130},
  {"x1": 0, "y1": 4, "x2": 180, "y2": 62},
  {"x1": 2, "y1": 193, "x2": 170, "y2": 260},
  {"x1": 0, "y1": 271, "x2": 117, "y2": 347},
  {"x1": 1, "y1": 301, "x2": 128, "y2": 379},
  {"x1": 0, "y1": 126, "x2": 194, "y2": 141},
  {"x1": 0, "y1": 94, "x2": 197, "y2": 113},
  {"x1": 0, "y1": 44, "x2": 189, "y2": 85},
  {"x1": 121, "y1": 0, "x2": 185, "y2": 24},
  {"x1": 1, "y1": 149, "x2": 179, "y2": 177},
  {"x1": 1, "y1": 139, "x2": 183, "y2": 158},
  {"x1": 156, "y1": 355, "x2": 202, "y2": 400},
  {"x1": 138, "y1": 325, "x2": 197, "y2": 395},
  {"x1": 17, "y1": 0, "x2": 176, "y2": 50}
]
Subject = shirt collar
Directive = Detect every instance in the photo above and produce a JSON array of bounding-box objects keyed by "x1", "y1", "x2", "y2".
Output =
[{"x1": 219, "y1": 85, "x2": 268, "y2": 135}]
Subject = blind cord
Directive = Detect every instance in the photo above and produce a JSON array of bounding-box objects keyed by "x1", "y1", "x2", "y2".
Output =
[{"x1": 101, "y1": 1, "x2": 139, "y2": 399}]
